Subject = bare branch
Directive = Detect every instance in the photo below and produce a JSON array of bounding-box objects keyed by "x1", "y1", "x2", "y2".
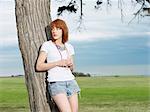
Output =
[
  {"x1": 55, "y1": 0, "x2": 150, "y2": 25},
  {"x1": 57, "y1": 0, "x2": 78, "y2": 16},
  {"x1": 117, "y1": 0, "x2": 125, "y2": 22},
  {"x1": 95, "y1": 0, "x2": 103, "y2": 9},
  {"x1": 76, "y1": 16, "x2": 86, "y2": 32},
  {"x1": 128, "y1": 0, "x2": 150, "y2": 24}
]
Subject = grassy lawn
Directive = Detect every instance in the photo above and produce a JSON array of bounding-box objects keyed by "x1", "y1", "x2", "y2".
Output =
[
  {"x1": 0, "y1": 77, "x2": 29, "y2": 112},
  {"x1": 0, "y1": 76, "x2": 150, "y2": 112},
  {"x1": 77, "y1": 76, "x2": 150, "y2": 112}
]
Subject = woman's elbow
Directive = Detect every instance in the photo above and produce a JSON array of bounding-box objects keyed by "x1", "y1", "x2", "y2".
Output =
[{"x1": 36, "y1": 63, "x2": 43, "y2": 71}]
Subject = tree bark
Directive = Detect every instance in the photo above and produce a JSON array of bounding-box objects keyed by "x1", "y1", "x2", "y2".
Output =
[{"x1": 15, "y1": 0, "x2": 58, "y2": 112}]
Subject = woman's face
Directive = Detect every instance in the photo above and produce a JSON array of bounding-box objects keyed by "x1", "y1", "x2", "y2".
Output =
[{"x1": 51, "y1": 26, "x2": 63, "y2": 40}]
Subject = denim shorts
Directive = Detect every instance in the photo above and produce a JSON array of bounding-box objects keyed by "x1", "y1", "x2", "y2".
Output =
[{"x1": 48, "y1": 79, "x2": 80, "y2": 97}]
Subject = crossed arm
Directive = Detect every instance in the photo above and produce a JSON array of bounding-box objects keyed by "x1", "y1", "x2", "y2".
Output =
[{"x1": 36, "y1": 51, "x2": 74, "y2": 72}]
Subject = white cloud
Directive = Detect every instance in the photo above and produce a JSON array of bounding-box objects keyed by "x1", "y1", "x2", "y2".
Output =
[
  {"x1": 0, "y1": 0, "x2": 18, "y2": 47},
  {"x1": 148, "y1": 43, "x2": 150, "y2": 47},
  {"x1": 51, "y1": 0, "x2": 150, "y2": 42},
  {"x1": 69, "y1": 31, "x2": 150, "y2": 41},
  {"x1": 0, "y1": 0, "x2": 149, "y2": 76},
  {"x1": 70, "y1": 31, "x2": 121, "y2": 41},
  {"x1": 0, "y1": 34, "x2": 18, "y2": 47},
  {"x1": 0, "y1": 54, "x2": 20, "y2": 62},
  {"x1": 0, "y1": 0, "x2": 149, "y2": 46},
  {"x1": 146, "y1": 32, "x2": 150, "y2": 35}
]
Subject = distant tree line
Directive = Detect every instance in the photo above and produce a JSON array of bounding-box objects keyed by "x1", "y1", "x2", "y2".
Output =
[
  {"x1": 11, "y1": 72, "x2": 91, "y2": 77},
  {"x1": 11, "y1": 74, "x2": 23, "y2": 77},
  {"x1": 72, "y1": 72, "x2": 91, "y2": 77}
]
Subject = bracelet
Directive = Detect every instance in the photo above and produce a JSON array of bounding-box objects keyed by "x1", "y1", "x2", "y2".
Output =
[{"x1": 55, "y1": 62, "x2": 58, "y2": 67}]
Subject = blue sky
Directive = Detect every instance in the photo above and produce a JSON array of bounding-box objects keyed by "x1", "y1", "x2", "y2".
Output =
[{"x1": 0, "y1": 0, "x2": 150, "y2": 76}]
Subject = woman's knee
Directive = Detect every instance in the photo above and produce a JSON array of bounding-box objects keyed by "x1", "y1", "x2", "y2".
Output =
[
  {"x1": 52, "y1": 93, "x2": 72, "y2": 112},
  {"x1": 69, "y1": 93, "x2": 79, "y2": 112}
]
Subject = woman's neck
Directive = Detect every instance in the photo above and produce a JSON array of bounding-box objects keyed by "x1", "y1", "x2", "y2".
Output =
[{"x1": 54, "y1": 38, "x2": 63, "y2": 46}]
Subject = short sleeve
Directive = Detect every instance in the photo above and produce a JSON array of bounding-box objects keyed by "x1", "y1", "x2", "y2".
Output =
[
  {"x1": 40, "y1": 42, "x2": 48, "y2": 54},
  {"x1": 67, "y1": 43, "x2": 75, "y2": 56}
]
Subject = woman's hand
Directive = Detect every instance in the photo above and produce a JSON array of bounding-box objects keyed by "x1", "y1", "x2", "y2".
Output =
[
  {"x1": 57, "y1": 58, "x2": 73, "y2": 68},
  {"x1": 66, "y1": 58, "x2": 73, "y2": 67}
]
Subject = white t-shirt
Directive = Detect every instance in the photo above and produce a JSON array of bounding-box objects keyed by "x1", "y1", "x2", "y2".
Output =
[{"x1": 40, "y1": 40, "x2": 75, "y2": 82}]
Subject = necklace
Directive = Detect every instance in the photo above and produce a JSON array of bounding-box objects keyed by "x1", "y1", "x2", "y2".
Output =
[
  {"x1": 54, "y1": 43, "x2": 70, "y2": 60},
  {"x1": 55, "y1": 44, "x2": 65, "y2": 51}
]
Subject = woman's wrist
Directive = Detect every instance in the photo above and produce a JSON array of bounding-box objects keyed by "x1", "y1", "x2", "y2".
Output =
[{"x1": 54, "y1": 61, "x2": 59, "y2": 67}]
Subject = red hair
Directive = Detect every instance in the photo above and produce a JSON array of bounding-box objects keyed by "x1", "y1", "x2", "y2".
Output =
[{"x1": 50, "y1": 19, "x2": 68, "y2": 43}]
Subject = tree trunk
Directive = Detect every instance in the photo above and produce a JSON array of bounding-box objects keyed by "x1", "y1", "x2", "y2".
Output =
[{"x1": 15, "y1": 0, "x2": 59, "y2": 112}]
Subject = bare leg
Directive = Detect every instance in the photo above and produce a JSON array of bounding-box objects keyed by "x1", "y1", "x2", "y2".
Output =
[
  {"x1": 69, "y1": 93, "x2": 78, "y2": 112},
  {"x1": 52, "y1": 93, "x2": 72, "y2": 112}
]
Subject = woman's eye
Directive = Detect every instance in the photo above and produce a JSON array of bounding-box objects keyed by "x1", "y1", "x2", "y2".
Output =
[
  {"x1": 51, "y1": 27, "x2": 61, "y2": 31},
  {"x1": 57, "y1": 28, "x2": 61, "y2": 30}
]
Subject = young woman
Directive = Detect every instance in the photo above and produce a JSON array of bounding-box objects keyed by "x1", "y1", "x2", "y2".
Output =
[{"x1": 36, "y1": 19, "x2": 80, "y2": 112}]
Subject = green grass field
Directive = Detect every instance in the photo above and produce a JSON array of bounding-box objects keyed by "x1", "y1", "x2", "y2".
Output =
[{"x1": 0, "y1": 76, "x2": 150, "y2": 112}]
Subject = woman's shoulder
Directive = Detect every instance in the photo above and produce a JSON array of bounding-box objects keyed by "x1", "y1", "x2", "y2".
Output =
[
  {"x1": 65, "y1": 42, "x2": 74, "y2": 50},
  {"x1": 42, "y1": 40, "x2": 53, "y2": 46},
  {"x1": 65, "y1": 42, "x2": 75, "y2": 55},
  {"x1": 65, "y1": 42, "x2": 74, "y2": 47}
]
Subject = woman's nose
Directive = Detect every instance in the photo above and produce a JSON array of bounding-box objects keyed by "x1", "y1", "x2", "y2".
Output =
[{"x1": 52, "y1": 29, "x2": 56, "y2": 33}]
